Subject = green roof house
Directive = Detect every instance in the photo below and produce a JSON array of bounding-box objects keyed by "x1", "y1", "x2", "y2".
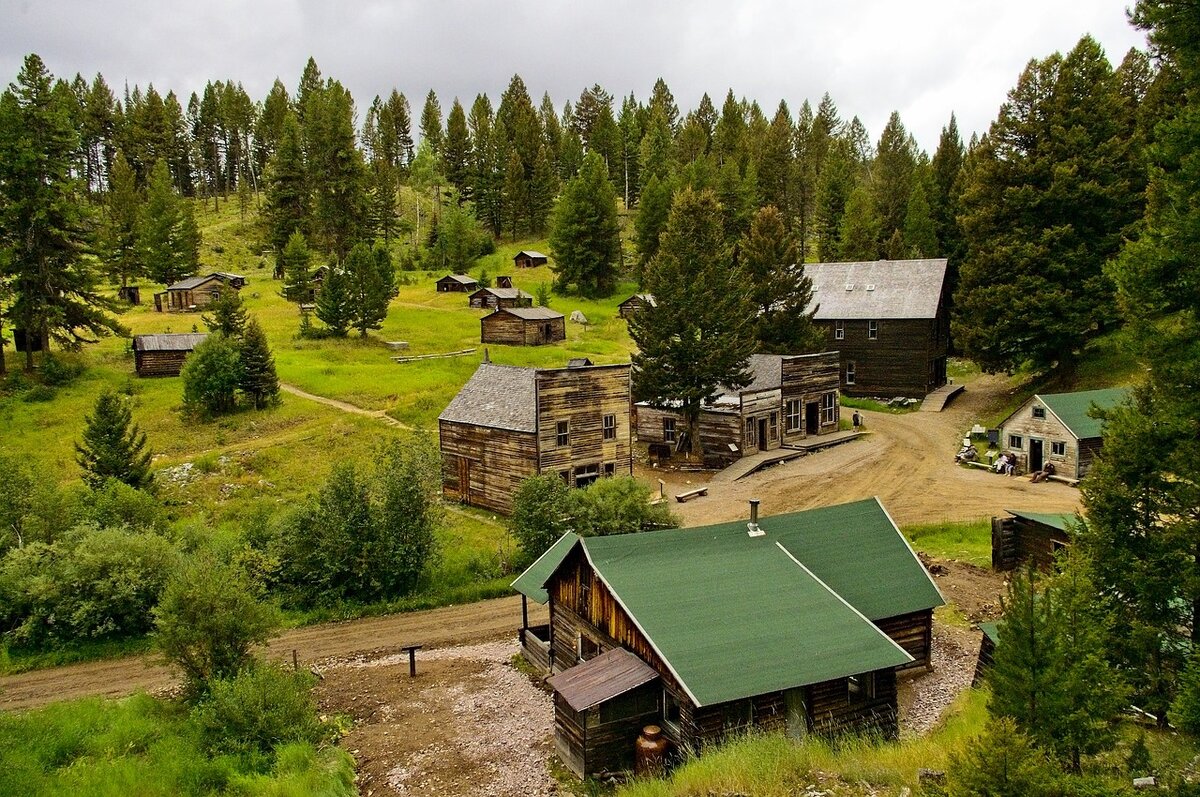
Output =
[
  {"x1": 997, "y1": 387, "x2": 1129, "y2": 480},
  {"x1": 512, "y1": 497, "x2": 944, "y2": 778},
  {"x1": 991, "y1": 510, "x2": 1081, "y2": 571}
]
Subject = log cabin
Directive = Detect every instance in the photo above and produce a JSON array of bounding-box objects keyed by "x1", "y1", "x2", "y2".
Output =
[
  {"x1": 802, "y1": 259, "x2": 950, "y2": 398},
  {"x1": 991, "y1": 510, "x2": 1078, "y2": 571},
  {"x1": 514, "y1": 250, "x2": 549, "y2": 269},
  {"x1": 496, "y1": 275, "x2": 514, "y2": 288},
  {"x1": 511, "y1": 497, "x2": 943, "y2": 778},
  {"x1": 617, "y1": 293, "x2": 656, "y2": 319},
  {"x1": 634, "y1": 352, "x2": 840, "y2": 467},
  {"x1": 996, "y1": 387, "x2": 1128, "y2": 479},
  {"x1": 154, "y1": 272, "x2": 246, "y2": 312},
  {"x1": 438, "y1": 361, "x2": 632, "y2": 514},
  {"x1": 132, "y1": 333, "x2": 208, "y2": 377},
  {"x1": 469, "y1": 286, "x2": 534, "y2": 309},
  {"x1": 480, "y1": 307, "x2": 566, "y2": 346},
  {"x1": 436, "y1": 273, "x2": 479, "y2": 293}
]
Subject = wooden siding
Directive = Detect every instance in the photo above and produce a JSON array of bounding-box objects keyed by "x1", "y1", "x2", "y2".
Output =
[
  {"x1": 618, "y1": 296, "x2": 650, "y2": 319},
  {"x1": 553, "y1": 682, "x2": 660, "y2": 778},
  {"x1": 1000, "y1": 401, "x2": 1085, "y2": 478},
  {"x1": 514, "y1": 253, "x2": 548, "y2": 268},
  {"x1": 469, "y1": 291, "x2": 532, "y2": 309},
  {"x1": 438, "y1": 419, "x2": 538, "y2": 514},
  {"x1": 1077, "y1": 438, "x2": 1104, "y2": 479},
  {"x1": 815, "y1": 314, "x2": 948, "y2": 398},
  {"x1": 437, "y1": 277, "x2": 476, "y2": 292},
  {"x1": 521, "y1": 625, "x2": 551, "y2": 674},
  {"x1": 134, "y1": 350, "x2": 190, "y2": 377},
  {"x1": 873, "y1": 610, "x2": 933, "y2": 670},
  {"x1": 163, "y1": 277, "x2": 235, "y2": 312},
  {"x1": 807, "y1": 667, "x2": 898, "y2": 738},
  {"x1": 481, "y1": 313, "x2": 566, "y2": 345},
  {"x1": 536, "y1": 366, "x2": 632, "y2": 484},
  {"x1": 991, "y1": 516, "x2": 1071, "y2": 572}
]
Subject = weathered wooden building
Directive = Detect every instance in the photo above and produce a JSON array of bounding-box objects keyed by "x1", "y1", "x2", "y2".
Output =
[
  {"x1": 438, "y1": 361, "x2": 632, "y2": 514},
  {"x1": 617, "y1": 293, "x2": 656, "y2": 319},
  {"x1": 469, "y1": 286, "x2": 534, "y2": 309},
  {"x1": 132, "y1": 333, "x2": 208, "y2": 377},
  {"x1": 512, "y1": 497, "x2": 943, "y2": 778},
  {"x1": 803, "y1": 259, "x2": 950, "y2": 398},
  {"x1": 436, "y1": 273, "x2": 479, "y2": 293},
  {"x1": 996, "y1": 387, "x2": 1128, "y2": 479},
  {"x1": 513, "y1": 250, "x2": 549, "y2": 269},
  {"x1": 635, "y1": 352, "x2": 840, "y2": 466},
  {"x1": 496, "y1": 275, "x2": 514, "y2": 288},
  {"x1": 991, "y1": 510, "x2": 1078, "y2": 571},
  {"x1": 154, "y1": 272, "x2": 245, "y2": 312},
  {"x1": 480, "y1": 307, "x2": 566, "y2": 346}
]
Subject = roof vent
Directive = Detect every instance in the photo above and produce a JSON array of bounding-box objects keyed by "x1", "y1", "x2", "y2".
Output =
[
  {"x1": 844, "y1": 283, "x2": 854, "y2": 291},
  {"x1": 866, "y1": 284, "x2": 876, "y2": 291},
  {"x1": 747, "y1": 499, "x2": 765, "y2": 537}
]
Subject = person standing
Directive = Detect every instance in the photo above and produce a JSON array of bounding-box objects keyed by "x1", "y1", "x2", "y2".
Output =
[{"x1": 852, "y1": 410, "x2": 862, "y2": 430}]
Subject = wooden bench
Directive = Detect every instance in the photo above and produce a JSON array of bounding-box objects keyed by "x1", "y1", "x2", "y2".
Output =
[
  {"x1": 1046, "y1": 474, "x2": 1080, "y2": 487},
  {"x1": 675, "y1": 487, "x2": 708, "y2": 502},
  {"x1": 962, "y1": 460, "x2": 992, "y2": 471}
]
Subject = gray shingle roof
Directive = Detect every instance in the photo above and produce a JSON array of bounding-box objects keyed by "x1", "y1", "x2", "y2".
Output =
[
  {"x1": 438, "y1": 363, "x2": 538, "y2": 432},
  {"x1": 516, "y1": 250, "x2": 548, "y2": 259},
  {"x1": 440, "y1": 274, "x2": 477, "y2": 284},
  {"x1": 619, "y1": 293, "x2": 656, "y2": 307},
  {"x1": 803, "y1": 259, "x2": 948, "y2": 320},
  {"x1": 166, "y1": 274, "x2": 221, "y2": 291},
  {"x1": 473, "y1": 287, "x2": 533, "y2": 300},
  {"x1": 497, "y1": 307, "x2": 563, "y2": 320},
  {"x1": 132, "y1": 333, "x2": 209, "y2": 352}
]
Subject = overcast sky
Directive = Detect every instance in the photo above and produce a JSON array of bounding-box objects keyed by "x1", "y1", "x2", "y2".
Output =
[{"x1": 0, "y1": 1, "x2": 1148, "y2": 153}]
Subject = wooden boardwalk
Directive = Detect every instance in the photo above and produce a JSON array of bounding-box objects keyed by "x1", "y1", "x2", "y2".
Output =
[
  {"x1": 711, "y1": 431, "x2": 864, "y2": 483},
  {"x1": 920, "y1": 383, "x2": 965, "y2": 412}
]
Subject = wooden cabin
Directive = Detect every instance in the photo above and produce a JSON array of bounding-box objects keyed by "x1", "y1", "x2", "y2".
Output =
[
  {"x1": 974, "y1": 622, "x2": 1000, "y2": 686},
  {"x1": 436, "y1": 273, "x2": 479, "y2": 293},
  {"x1": 512, "y1": 497, "x2": 943, "y2": 778},
  {"x1": 481, "y1": 307, "x2": 566, "y2": 346},
  {"x1": 469, "y1": 286, "x2": 534, "y2": 309},
  {"x1": 514, "y1": 250, "x2": 549, "y2": 269},
  {"x1": 635, "y1": 352, "x2": 840, "y2": 467},
  {"x1": 154, "y1": 272, "x2": 245, "y2": 312},
  {"x1": 132, "y1": 333, "x2": 208, "y2": 377},
  {"x1": 803, "y1": 259, "x2": 950, "y2": 398},
  {"x1": 496, "y1": 275, "x2": 514, "y2": 289},
  {"x1": 617, "y1": 293, "x2": 656, "y2": 320},
  {"x1": 438, "y1": 362, "x2": 632, "y2": 515},
  {"x1": 992, "y1": 510, "x2": 1077, "y2": 571},
  {"x1": 996, "y1": 388, "x2": 1128, "y2": 479}
]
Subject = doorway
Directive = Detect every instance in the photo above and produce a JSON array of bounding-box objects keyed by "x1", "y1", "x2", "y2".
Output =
[
  {"x1": 805, "y1": 402, "x2": 819, "y2": 435},
  {"x1": 757, "y1": 418, "x2": 768, "y2": 451},
  {"x1": 1029, "y1": 439, "x2": 1044, "y2": 472}
]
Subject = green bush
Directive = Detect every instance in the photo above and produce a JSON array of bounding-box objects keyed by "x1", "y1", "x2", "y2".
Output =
[
  {"x1": 76, "y1": 479, "x2": 165, "y2": 532},
  {"x1": 191, "y1": 663, "x2": 326, "y2": 760},
  {"x1": 181, "y1": 334, "x2": 241, "y2": 417},
  {"x1": 21, "y1": 383, "x2": 55, "y2": 402},
  {"x1": 38, "y1": 353, "x2": 85, "y2": 386}
]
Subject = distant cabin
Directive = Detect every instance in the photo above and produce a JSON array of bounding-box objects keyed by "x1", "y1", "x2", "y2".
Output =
[
  {"x1": 636, "y1": 352, "x2": 841, "y2": 466},
  {"x1": 617, "y1": 293, "x2": 656, "y2": 320},
  {"x1": 992, "y1": 509, "x2": 1077, "y2": 572},
  {"x1": 496, "y1": 275, "x2": 514, "y2": 289},
  {"x1": 436, "y1": 274, "x2": 479, "y2": 293},
  {"x1": 438, "y1": 361, "x2": 633, "y2": 514},
  {"x1": 132, "y1": 333, "x2": 208, "y2": 377},
  {"x1": 469, "y1": 286, "x2": 534, "y2": 310},
  {"x1": 481, "y1": 307, "x2": 566, "y2": 346},
  {"x1": 511, "y1": 497, "x2": 944, "y2": 778},
  {"x1": 513, "y1": 250, "x2": 549, "y2": 269},
  {"x1": 154, "y1": 272, "x2": 246, "y2": 312},
  {"x1": 803, "y1": 259, "x2": 950, "y2": 398},
  {"x1": 997, "y1": 387, "x2": 1128, "y2": 479}
]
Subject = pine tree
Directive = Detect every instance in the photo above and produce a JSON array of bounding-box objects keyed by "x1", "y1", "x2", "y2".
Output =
[
  {"x1": 814, "y1": 137, "x2": 858, "y2": 262},
  {"x1": 634, "y1": 173, "x2": 673, "y2": 274},
  {"x1": 314, "y1": 263, "x2": 352, "y2": 337},
  {"x1": 740, "y1": 206, "x2": 822, "y2": 354},
  {"x1": 419, "y1": 89, "x2": 443, "y2": 156},
  {"x1": 280, "y1": 231, "x2": 314, "y2": 305},
  {"x1": 100, "y1": 151, "x2": 142, "y2": 290},
  {"x1": 263, "y1": 112, "x2": 309, "y2": 255},
  {"x1": 548, "y1": 151, "x2": 620, "y2": 298},
  {"x1": 502, "y1": 149, "x2": 527, "y2": 239},
  {"x1": 903, "y1": 179, "x2": 938, "y2": 258},
  {"x1": 202, "y1": 290, "x2": 248, "y2": 339},
  {"x1": 306, "y1": 82, "x2": 368, "y2": 260},
  {"x1": 630, "y1": 188, "x2": 755, "y2": 456},
  {"x1": 74, "y1": 390, "x2": 153, "y2": 489},
  {"x1": 838, "y1": 185, "x2": 881, "y2": 260},
  {"x1": 237, "y1": 318, "x2": 279, "y2": 409},
  {"x1": 140, "y1": 159, "x2": 198, "y2": 285},
  {"x1": 870, "y1": 111, "x2": 917, "y2": 246},
  {"x1": 443, "y1": 98, "x2": 470, "y2": 198},
  {"x1": 716, "y1": 159, "x2": 756, "y2": 244},
  {"x1": 756, "y1": 101, "x2": 795, "y2": 218},
  {"x1": 345, "y1": 242, "x2": 395, "y2": 337}
]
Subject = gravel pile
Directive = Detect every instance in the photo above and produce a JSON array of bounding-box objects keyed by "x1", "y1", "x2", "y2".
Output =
[{"x1": 899, "y1": 624, "x2": 981, "y2": 737}]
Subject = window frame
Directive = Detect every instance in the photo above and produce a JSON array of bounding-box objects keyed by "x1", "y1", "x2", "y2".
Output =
[
  {"x1": 603, "y1": 414, "x2": 616, "y2": 441},
  {"x1": 556, "y1": 419, "x2": 570, "y2": 447},
  {"x1": 868, "y1": 320, "x2": 878, "y2": 340},
  {"x1": 1032, "y1": 406, "x2": 1046, "y2": 419},
  {"x1": 1051, "y1": 441, "x2": 1066, "y2": 457},
  {"x1": 785, "y1": 399, "x2": 801, "y2": 432},
  {"x1": 663, "y1": 417, "x2": 676, "y2": 443},
  {"x1": 768, "y1": 411, "x2": 779, "y2": 441},
  {"x1": 834, "y1": 320, "x2": 845, "y2": 340},
  {"x1": 577, "y1": 632, "x2": 600, "y2": 662},
  {"x1": 845, "y1": 361, "x2": 856, "y2": 385},
  {"x1": 821, "y1": 392, "x2": 837, "y2": 424},
  {"x1": 1009, "y1": 434, "x2": 1023, "y2": 449},
  {"x1": 847, "y1": 672, "x2": 876, "y2": 705}
]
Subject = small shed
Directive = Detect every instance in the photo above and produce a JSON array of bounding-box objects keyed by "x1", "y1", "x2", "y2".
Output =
[
  {"x1": 991, "y1": 510, "x2": 1077, "y2": 571},
  {"x1": 514, "y1": 250, "x2": 549, "y2": 269},
  {"x1": 437, "y1": 274, "x2": 479, "y2": 293},
  {"x1": 481, "y1": 307, "x2": 566, "y2": 346},
  {"x1": 973, "y1": 622, "x2": 1000, "y2": 686},
  {"x1": 469, "y1": 286, "x2": 534, "y2": 309},
  {"x1": 997, "y1": 387, "x2": 1129, "y2": 479},
  {"x1": 618, "y1": 293, "x2": 656, "y2": 320},
  {"x1": 496, "y1": 275, "x2": 514, "y2": 289},
  {"x1": 132, "y1": 333, "x2": 208, "y2": 377}
]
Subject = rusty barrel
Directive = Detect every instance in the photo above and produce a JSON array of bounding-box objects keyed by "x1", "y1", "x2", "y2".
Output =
[{"x1": 635, "y1": 724, "x2": 668, "y2": 776}]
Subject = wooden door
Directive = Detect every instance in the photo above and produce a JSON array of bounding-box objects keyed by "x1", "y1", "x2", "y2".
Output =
[
  {"x1": 457, "y1": 456, "x2": 471, "y2": 504},
  {"x1": 1029, "y1": 439, "x2": 1044, "y2": 472},
  {"x1": 757, "y1": 418, "x2": 768, "y2": 451}
]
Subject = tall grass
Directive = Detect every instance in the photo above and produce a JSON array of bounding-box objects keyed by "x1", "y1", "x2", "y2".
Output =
[{"x1": 903, "y1": 519, "x2": 992, "y2": 568}]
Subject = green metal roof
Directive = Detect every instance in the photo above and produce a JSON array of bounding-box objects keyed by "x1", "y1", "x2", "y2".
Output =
[
  {"x1": 1038, "y1": 387, "x2": 1129, "y2": 440},
  {"x1": 511, "y1": 532, "x2": 579, "y2": 604},
  {"x1": 1004, "y1": 510, "x2": 1079, "y2": 533},
  {"x1": 979, "y1": 622, "x2": 1000, "y2": 644}
]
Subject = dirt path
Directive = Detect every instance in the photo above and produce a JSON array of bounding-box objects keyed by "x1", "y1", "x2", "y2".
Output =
[
  {"x1": 0, "y1": 595, "x2": 544, "y2": 712},
  {"x1": 280, "y1": 382, "x2": 411, "y2": 429}
]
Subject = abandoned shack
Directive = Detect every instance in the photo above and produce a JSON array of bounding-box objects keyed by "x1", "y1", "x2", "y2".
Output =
[
  {"x1": 154, "y1": 272, "x2": 245, "y2": 312},
  {"x1": 802, "y1": 259, "x2": 950, "y2": 398},
  {"x1": 513, "y1": 250, "x2": 549, "y2": 269},
  {"x1": 511, "y1": 497, "x2": 943, "y2": 778},
  {"x1": 496, "y1": 275, "x2": 514, "y2": 288},
  {"x1": 480, "y1": 307, "x2": 566, "y2": 346},
  {"x1": 469, "y1": 286, "x2": 534, "y2": 309},
  {"x1": 617, "y1": 293, "x2": 656, "y2": 319},
  {"x1": 996, "y1": 387, "x2": 1128, "y2": 480},
  {"x1": 438, "y1": 361, "x2": 632, "y2": 514},
  {"x1": 132, "y1": 333, "x2": 208, "y2": 377},
  {"x1": 991, "y1": 509, "x2": 1077, "y2": 571},
  {"x1": 436, "y1": 274, "x2": 479, "y2": 293},
  {"x1": 635, "y1": 352, "x2": 840, "y2": 466}
]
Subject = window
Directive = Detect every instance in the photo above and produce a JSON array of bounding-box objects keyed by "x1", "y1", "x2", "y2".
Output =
[
  {"x1": 821, "y1": 392, "x2": 837, "y2": 424},
  {"x1": 577, "y1": 633, "x2": 600, "y2": 662},
  {"x1": 663, "y1": 689, "x2": 682, "y2": 731},
  {"x1": 745, "y1": 418, "x2": 757, "y2": 447},
  {"x1": 785, "y1": 399, "x2": 801, "y2": 432},
  {"x1": 663, "y1": 417, "x2": 676, "y2": 443},
  {"x1": 1051, "y1": 441, "x2": 1066, "y2": 457},
  {"x1": 556, "y1": 420, "x2": 569, "y2": 447},
  {"x1": 834, "y1": 320, "x2": 845, "y2": 340},
  {"x1": 768, "y1": 412, "x2": 778, "y2": 441},
  {"x1": 578, "y1": 570, "x2": 592, "y2": 614},
  {"x1": 721, "y1": 701, "x2": 753, "y2": 730},
  {"x1": 847, "y1": 673, "x2": 875, "y2": 705},
  {"x1": 603, "y1": 414, "x2": 616, "y2": 440},
  {"x1": 574, "y1": 463, "x2": 600, "y2": 487},
  {"x1": 846, "y1": 361, "x2": 856, "y2": 385},
  {"x1": 1009, "y1": 434, "x2": 1023, "y2": 449},
  {"x1": 1032, "y1": 406, "x2": 1046, "y2": 419},
  {"x1": 1051, "y1": 539, "x2": 1070, "y2": 554},
  {"x1": 558, "y1": 470, "x2": 570, "y2": 482},
  {"x1": 599, "y1": 688, "x2": 659, "y2": 725},
  {"x1": 868, "y1": 320, "x2": 878, "y2": 340},
  {"x1": 604, "y1": 462, "x2": 616, "y2": 478}
]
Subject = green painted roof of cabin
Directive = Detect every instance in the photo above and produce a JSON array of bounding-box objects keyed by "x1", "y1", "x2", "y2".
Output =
[
  {"x1": 511, "y1": 532, "x2": 580, "y2": 605},
  {"x1": 979, "y1": 622, "x2": 1000, "y2": 644},
  {"x1": 1005, "y1": 510, "x2": 1078, "y2": 532},
  {"x1": 1038, "y1": 387, "x2": 1129, "y2": 440}
]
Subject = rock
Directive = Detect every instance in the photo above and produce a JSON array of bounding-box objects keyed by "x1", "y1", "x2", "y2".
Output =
[
  {"x1": 569, "y1": 310, "x2": 588, "y2": 324},
  {"x1": 1133, "y1": 777, "x2": 1157, "y2": 789}
]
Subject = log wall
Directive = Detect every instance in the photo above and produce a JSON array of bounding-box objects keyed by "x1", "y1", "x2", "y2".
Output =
[
  {"x1": 807, "y1": 667, "x2": 898, "y2": 738},
  {"x1": 873, "y1": 610, "x2": 933, "y2": 670},
  {"x1": 481, "y1": 313, "x2": 565, "y2": 345},
  {"x1": 992, "y1": 515, "x2": 1071, "y2": 572},
  {"x1": 134, "y1": 350, "x2": 190, "y2": 377},
  {"x1": 536, "y1": 366, "x2": 632, "y2": 483},
  {"x1": 438, "y1": 420, "x2": 538, "y2": 514}
]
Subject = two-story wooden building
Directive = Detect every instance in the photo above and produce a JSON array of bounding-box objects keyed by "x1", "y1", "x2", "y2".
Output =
[
  {"x1": 803, "y1": 259, "x2": 950, "y2": 398},
  {"x1": 635, "y1": 352, "x2": 840, "y2": 466},
  {"x1": 996, "y1": 387, "x2": 1128, "y2": 479},
  {"x1": 438, "y1": 361, "x2": 633, "y2": 515},
  {"x1": 512, "y1": 497, "x2": 943, "y2": 778}
]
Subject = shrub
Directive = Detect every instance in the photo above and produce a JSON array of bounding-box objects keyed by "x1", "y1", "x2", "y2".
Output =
[
  {"x1": 76, "y1": 479, "x2": 165, "y2": 532},
  {"x1": 181, "y1": 334, "x2": 241, "y2": 417},
  {"x1": 947, "y1": 717, "x2": 1058, "y2": 797},
  {"x1": 21, "y1": 384, "x2": 55, "y2": 402},
  {"x1": 38, "y1": 353, "x2": 85, "y2": 386},
  {"x1": 191, "y1": 663, "x2": 325, "y2": 760},
  {"x1": 1171, "y1": 652, "x2": 1200, "y2": 735},
  {"x1": 509, "y1": 473, "x2": 574, "y2": 564},
  {"x1": 74, "y1": 390, "x2": 154, "y2": 489}
]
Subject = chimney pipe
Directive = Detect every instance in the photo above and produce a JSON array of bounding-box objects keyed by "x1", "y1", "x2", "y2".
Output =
[{"x1": 747, "y1": 499, "x2": 764, "y2": 537}]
